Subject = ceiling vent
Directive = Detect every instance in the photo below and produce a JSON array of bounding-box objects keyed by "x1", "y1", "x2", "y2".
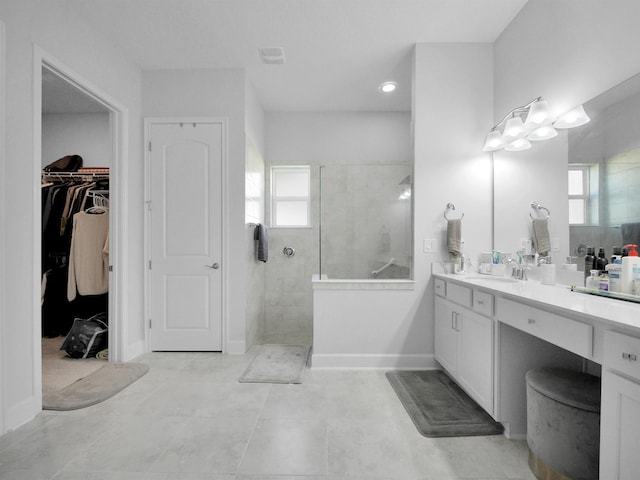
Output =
[{"x1": 259, "y1": 47, "x2": 286, "y2": 65}]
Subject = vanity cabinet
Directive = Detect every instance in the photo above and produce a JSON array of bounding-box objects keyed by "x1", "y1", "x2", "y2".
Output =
[
  {"x1": 434, "y1": 282, "x2": 494, "y2": 415},
  {"x1": 600, "y1": 330, "x2": 640, "y2": 480},
  {"x1": 495, "y1": 297, "x2": 593, "y2": 359}
]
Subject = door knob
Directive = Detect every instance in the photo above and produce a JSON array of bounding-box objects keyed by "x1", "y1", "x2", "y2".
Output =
[{"x1": 205, "y1": 262, "x2": 220, "y2": 269}]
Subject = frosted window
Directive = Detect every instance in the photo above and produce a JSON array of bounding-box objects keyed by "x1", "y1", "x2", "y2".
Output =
[
  {"x1": 568, "y1": 170, "x2": 584, "y2": 195},
  {"x1": 569, "y1": 199, "x2": 585, "y2": 225},
  {"x1": 271, "y1": 166, "x2": 311, "y2": 227},
  {"x1": 275, "y1": 201, "x2": 308, "y2": 226},
  {"x1": 274, "y1": 171, "x2": 309, "y2": 197}
]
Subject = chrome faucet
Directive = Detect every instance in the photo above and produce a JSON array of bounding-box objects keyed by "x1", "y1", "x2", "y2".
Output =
[{"x1": 508, "y1": 258, "x2": 528, "y2": 280}]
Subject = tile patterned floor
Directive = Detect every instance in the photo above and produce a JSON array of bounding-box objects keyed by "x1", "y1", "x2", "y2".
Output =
[{"x1": 0, "y1": 348, "x2": 537, "y2": 480}]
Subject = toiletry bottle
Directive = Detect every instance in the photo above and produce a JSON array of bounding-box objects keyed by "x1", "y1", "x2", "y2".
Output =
[
  {"x1": 633, "y1": 264, "x2": 640, "y2": 295},
  {"x1": 586, "y1": 270, "x2": 600, "y2": 291},
  {"x1": 599, "y1": 273, "x2": 609, "y2": 292},
  {"x1": 596, "y1": 247, "x2": 608, "y2": 274},
  {"x1": 621, "y1": 244, "x2": 640, "y2": 294},
  {"x1": 607, "y1": 262, "x2": 623, "y2": 293},
  {"x1": 611, "y1": 246, "x2": 622, "y2": 264},
  {"x1": 584, "y1": 246, "x2": 595, "y2": 283}
]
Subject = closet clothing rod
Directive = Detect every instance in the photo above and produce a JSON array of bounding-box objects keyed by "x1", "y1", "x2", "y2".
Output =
[{"x1": 42, "y1": 171, "x2": 110, "y2": 181}]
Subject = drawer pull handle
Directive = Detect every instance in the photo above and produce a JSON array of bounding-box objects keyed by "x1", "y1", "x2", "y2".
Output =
[
  {"x1": 528, "y1": 318, "x2": 536, "y2": 325},
  {"x1": 622, "y1": 352, "x2": 638, "y2": 362},
  {"x1": 477, "y1": 300, "x2": 485, "y2": 305}
]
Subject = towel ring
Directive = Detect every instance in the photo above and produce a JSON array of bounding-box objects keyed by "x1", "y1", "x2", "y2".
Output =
[
  {"x1": 530, "y1": 202, "x2": 550, "y2": 220},
  {"x1": 444, "y1": 202, "x2": 464, "y2": 220}
]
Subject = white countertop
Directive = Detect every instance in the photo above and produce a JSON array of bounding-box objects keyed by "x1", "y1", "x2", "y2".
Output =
[{"x1": 434, "y1": 272, "x2": 640, "y2": 334}]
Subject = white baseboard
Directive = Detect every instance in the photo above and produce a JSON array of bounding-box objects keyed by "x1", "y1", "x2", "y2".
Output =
[
  {"x1": 310, "y1": 353, "x2": 436, "y2": 370},
  {"x1": 123, "y1": 340, "x2": 146, "y2": 362},
  {"x1": 5, "y1": 395, "x2": 40, "y2": 434},
  {"x1": 226, "y1": 340, "x2": 246, "y2": 355}
]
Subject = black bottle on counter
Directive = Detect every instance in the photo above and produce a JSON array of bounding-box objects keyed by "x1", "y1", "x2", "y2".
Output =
[
  {"x1": 596, "y1": 247, "x2": 608, "y2": 273},
  {"x1": 584, "y1": 246, "x2": 595, "y2": 283},
  {"x1": 611, "y1": 246, "x2": 622, "y2": 264}
]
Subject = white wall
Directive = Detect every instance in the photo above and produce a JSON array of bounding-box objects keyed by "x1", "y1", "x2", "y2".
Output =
[
  {"x1": 42, "y1": 113, "x2": 112, "y2": 168},
  {"x1": 492, "y1": 0, "x2": 640, "y2": 259},
  {"x1": 0, "y1": 0, "x2": 142, "y2": 434},
  {"x1": 313, "y1": 44, "x2": 494, "y2": 368},
  {"x1": 414, "y1": 44, "x2": 494, "y2": 268},
  {"x1": 142, "y1": 68, "x2": 249, "y2": 354}
]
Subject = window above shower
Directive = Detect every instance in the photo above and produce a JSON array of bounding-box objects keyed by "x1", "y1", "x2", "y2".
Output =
[{"x1": 270, "y1": 165, "x2": 311, "y2": 228}]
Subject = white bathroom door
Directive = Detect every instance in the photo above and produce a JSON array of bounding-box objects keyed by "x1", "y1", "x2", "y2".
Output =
[{"x1": 148, "y1": 121, "x2": 223, "y2": 351}]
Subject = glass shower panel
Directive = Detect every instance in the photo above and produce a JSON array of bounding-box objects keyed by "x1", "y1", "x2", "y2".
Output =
[{"x1": 319, "y1": 164, "x2": 412, "y2": 279}]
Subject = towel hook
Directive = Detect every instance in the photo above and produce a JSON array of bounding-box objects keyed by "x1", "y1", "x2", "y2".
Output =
[
  {"x1": 530, "y1": 202, "x2": 550, "y2": 220},
  {"x1": 444, "y1": 202, "x2": 464, "y2": 220}
]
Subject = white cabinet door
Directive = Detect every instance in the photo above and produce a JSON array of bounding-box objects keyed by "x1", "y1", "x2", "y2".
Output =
[
  {"x1": 457, "y1": 308, "x2": 494, "y2": 415},
  {"x1": 435, "y1": 291, "x2": 495, "y2": 416},
  {"x1": 435, "y1": 297, "x2": 458, "y2": 374},
  {"x1": 600, "y1": 370, "x2": 640, "y2": 480},
  {"x1": 149, "y1": 121, "x2": 223, "y2": 351}
]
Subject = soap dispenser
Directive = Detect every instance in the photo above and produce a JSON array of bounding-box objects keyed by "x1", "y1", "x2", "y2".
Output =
[{"x1": 621, "y1": 244, "x2": 640, "y2": 294}]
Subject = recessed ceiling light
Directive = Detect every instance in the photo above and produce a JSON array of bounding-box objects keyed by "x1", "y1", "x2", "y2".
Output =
[{"x1": 379, "y1": 81, "x2": 397, "y2": 93}]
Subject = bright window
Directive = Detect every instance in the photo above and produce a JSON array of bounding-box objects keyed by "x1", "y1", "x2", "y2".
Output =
[
  {"x1": 568, "y1": 166, "x2": 589, "y2": 225},
  {"x1": 271, "y1": 166, "x2": 311, "y2": 227}
]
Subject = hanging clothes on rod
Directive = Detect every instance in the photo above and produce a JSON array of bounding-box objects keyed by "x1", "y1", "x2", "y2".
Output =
[
  {"x1": 41, "y1": 168, "x2": 109, "y2": 337},
  {"x1": 67, "y1": 205, "x2": 109, "y2": 302}
]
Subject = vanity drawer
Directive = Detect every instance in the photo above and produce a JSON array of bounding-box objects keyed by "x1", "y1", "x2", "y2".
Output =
[
  {"x1": 434, "y1": 278, "x2": 446, "y2": 297},
  {"x1": 473, "y1": 291, "x2": 494, "y2": 316},
  {"x1": 604, "y1": 330, "x2": 640, "y2": 381},
  {"x1": 446, "y1": 283, "x2": 472, "y2": 308},
  {"x1": 496, "y1": 297, "x2": 593, "y2": 358}
]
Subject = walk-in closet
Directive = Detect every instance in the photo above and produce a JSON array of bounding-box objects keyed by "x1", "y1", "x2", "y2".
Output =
[{"x1": 40, "y1": 65, "x2": 113, "y2": 397}]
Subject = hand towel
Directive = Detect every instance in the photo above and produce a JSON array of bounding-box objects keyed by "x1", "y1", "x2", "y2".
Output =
[
  {"x1": 532, "y1": 218, "x2": 551, "y2": 256},
  {"x1": 254, "y1": 223, "x2": 269, "y2": 263},
  {"x1": 447, "y1": 219, "x2": 462, "y2": 257}
]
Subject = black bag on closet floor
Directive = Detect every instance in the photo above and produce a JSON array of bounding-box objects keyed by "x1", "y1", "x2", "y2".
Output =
[{"x1": 60, "y1": 312, "x2": 108, "y2": 359}]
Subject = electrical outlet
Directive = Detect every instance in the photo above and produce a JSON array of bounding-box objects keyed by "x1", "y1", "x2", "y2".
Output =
[
  {"x1": 551, "y1": 238, "x2": 561, "y2": 252},
  {"x1": 423, "y1": 239, "x2": 436, "y2": 253}
]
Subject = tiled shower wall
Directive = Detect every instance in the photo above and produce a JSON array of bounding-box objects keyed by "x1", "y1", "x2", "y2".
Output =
[
  {"x1": 262, "y1": 163, "x2": 411, "y2": 340},
  {"x1": 320, "y1": 164, "x2": 411, "y2": 279},
  {"x1": 262, "y1": 167, "x2": 319, "y2": 341}
]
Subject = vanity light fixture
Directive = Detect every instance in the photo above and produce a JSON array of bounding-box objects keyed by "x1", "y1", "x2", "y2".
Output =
[
  {"x1": 482, "y1": 97, "x2": 589, "y2": 152},
  {"x1": 554, "y1": 104, "x2": 590, "y2": 128},
  {"x1": 379, "y1": 81, "x2": 397, "y2": 93}
]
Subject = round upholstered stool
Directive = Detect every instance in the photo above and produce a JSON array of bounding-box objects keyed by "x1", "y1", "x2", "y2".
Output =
[{"x1": 526, "y1": 368, "x2": 601, "y2": 480}]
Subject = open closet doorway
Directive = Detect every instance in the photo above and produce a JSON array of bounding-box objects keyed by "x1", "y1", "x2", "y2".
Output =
[{"x1": 36, "y1": 50, "x2": 126, "y2": 406}]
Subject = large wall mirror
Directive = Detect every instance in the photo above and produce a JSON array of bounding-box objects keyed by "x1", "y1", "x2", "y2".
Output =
[
  {"x1": 493, "y1": 72, "x2": 640, "y2": 271},
  {"x1": 568, "y1": 72, "x2": 640, "y2": 264}
]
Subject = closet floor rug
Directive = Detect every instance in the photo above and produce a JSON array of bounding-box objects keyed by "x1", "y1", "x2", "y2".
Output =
[
  {"x1": 42, "y1": 336, "x2": 105, "y2": 392},
  {"x1": 386, "y1": 370, "x2": 504, "y2": 437},
  {"x1": 43, "y1": 363, "x2": 149, "y2": 411},
  {"x1": 238, "y1": 344, "x2": 310, "y2": 384}
]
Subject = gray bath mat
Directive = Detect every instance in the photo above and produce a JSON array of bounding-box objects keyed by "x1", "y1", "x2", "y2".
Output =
[
  {"x1": 43, "y1": 362, "x2": 149, "y2": 410},
  {"x1": 386, "y1": 370, "x2": 504, "y2": 437},
  {"x1": 239, "y1": 344, "x2": 310, "y2": 384}
]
